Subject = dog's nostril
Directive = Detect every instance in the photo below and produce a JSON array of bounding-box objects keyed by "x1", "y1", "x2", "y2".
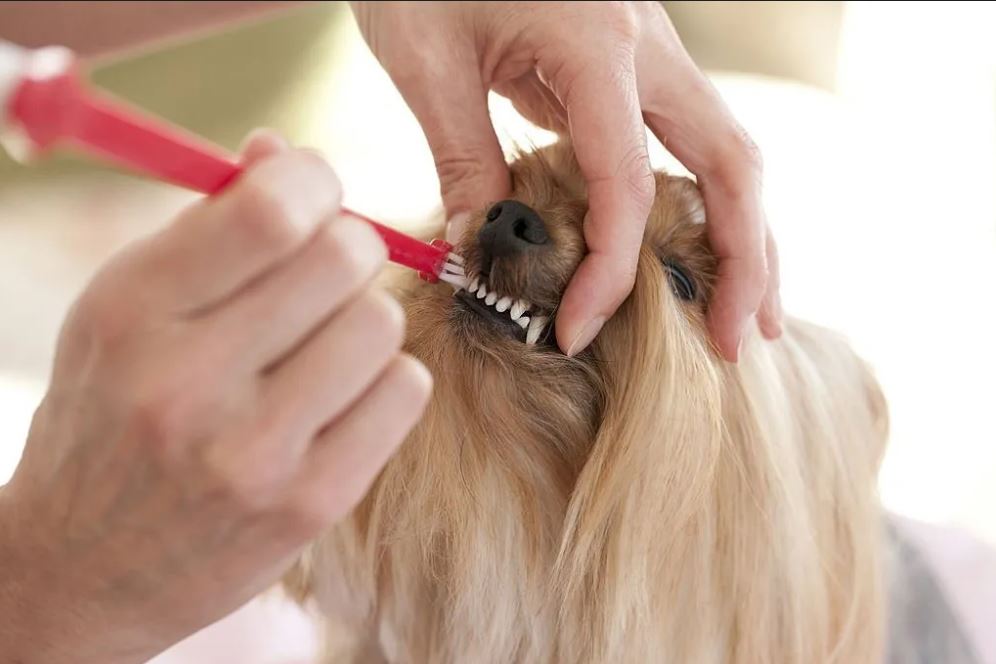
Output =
[
  {"x1": 486, "y1": 203, "x2": 503, "y2": 223},
  {"x1": 513, "y1": 218, "x2": 540, "y2": 243},
  {"x1": 478, "y1": 199, "x2": 549, "y2": 261}
]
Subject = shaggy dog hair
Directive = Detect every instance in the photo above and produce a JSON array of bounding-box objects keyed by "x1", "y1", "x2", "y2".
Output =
[{"x1": 284, "y1": 140, "x2": 896, "y2": 663}]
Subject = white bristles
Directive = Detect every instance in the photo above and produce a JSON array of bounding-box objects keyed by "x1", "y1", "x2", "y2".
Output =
[
  {"x1": 439, "y1": 271, "x2": 469, "y2": 290},
  {"x1": 437, "y1": 252, "x2": 468, "y2": 291}
]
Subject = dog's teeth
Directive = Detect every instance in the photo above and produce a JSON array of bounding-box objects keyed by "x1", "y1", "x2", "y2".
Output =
[
  {"x1": 510, "y1": 300, "x2": 526, "y2": 320},
  {"x1": 476, "y1": 284, "x2": 487, "y2": 298},
  {"x1": 525, "y1": 316, "x2": 547, "y2": 345},
  {"x1": 485, "y1": 291, "x2": 497, "y2": 306},
  {"x1": 520, "y1": 299, "x2": 531, "y2": 313},
  {"x1": 516, "y1": 316, "x2": 529, "y2": 329},
  {"x1": 495, "y1": 296, "x2": 512, "y2": 312},
  {"x1": 469, "y1": 276, "x2": 479, "y2": 292}
]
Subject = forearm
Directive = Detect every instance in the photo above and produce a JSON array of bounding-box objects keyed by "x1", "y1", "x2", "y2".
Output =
[{"x1": 0, "y1": 1, "x2": 303, "y2": 58}]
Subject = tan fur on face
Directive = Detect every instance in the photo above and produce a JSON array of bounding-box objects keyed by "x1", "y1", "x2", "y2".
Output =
[{"x1": 285, "y1": 142, "x2": 889, "y2": 664}]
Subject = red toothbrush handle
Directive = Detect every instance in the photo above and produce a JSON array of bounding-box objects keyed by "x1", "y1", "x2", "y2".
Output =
[
  {"x1": 7, "y1": 60, "x2": 451, "y2": 280},
  {"x1": 9, "y1": 61, "x2": 240, "y2": 194},
  {"x1": 341, "y1": 209, "x2": 450, "y2": 278}
]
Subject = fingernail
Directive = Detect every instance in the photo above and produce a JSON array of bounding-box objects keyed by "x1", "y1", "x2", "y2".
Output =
[
  {"x1": 567, "y1": 317, "x2": 605, "y2": 357},
  {"x1": 239, "y1": 127, "x2": 288, "y2": 153},
  {"x1": 446, "y1": 212, "x2": 470, "y2": 244}
]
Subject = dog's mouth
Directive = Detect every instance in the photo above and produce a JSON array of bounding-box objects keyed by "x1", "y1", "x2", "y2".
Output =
[{"x1": 454, "y1": 274, "x2": 552, "y2": 346}]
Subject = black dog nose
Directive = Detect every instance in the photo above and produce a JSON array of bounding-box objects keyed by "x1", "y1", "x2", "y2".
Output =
[{"x1": 477, "y1": 200, "x2": 549, "y2": 266}]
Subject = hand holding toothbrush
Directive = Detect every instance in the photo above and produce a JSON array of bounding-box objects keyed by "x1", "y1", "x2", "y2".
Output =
[{"x1": 0, "y1": 133, "x2": 432, "y2": 663}]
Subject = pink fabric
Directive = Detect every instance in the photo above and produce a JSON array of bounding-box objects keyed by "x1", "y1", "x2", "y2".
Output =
[
  {"x1": 146, "y1": 520, "x2": 996, "y2": 664},
  {"x1": 895, "y1": 517, "x2": 996, "y2": 664},
  {"x1": 148, "y1": 593, "x2": 320, "y2": 664}
]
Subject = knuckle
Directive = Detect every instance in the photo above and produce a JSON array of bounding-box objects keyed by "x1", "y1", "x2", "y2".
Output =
[
  {"x1": 212, "y1": 464, "x2": 273, "y2": 514},
  {"x1": 77, "y1": 287, "x2": 135, "y2": 349},
  {"x1": 231, "y1": 180, "x2": 308, "y2": 251},
  {"x1": 704, "y1": 125, "x2": 764, "y2": 199},
  {"x1": 392, "y1": 355, "x2": 434, "y2": 409},
  {"x1": 131, "y1": 382, "x2": 198, "y2": 453},
  {"x1": 318, "y1": 219, "x2": 385, "y2": 288},
  {"x1": 602, "y1": 2, "x2": 640, "y2": 41},
  {"x1": 229, "y1": 152, "x2": 340, "y2": 251},
  {"x1": 434, "y1": 152, "x2": 488, "y2": 198},
  {"x1": 285, "y1": 493, "x2": 338, "y2": 535},
  {"x1": 201, "y1": 447, "x2": 288, "y2": 514},
  {"x1": 744, "y1": 259, "x2": 770, "y2": 297},
  {"x1": 619, "y1": 144, "x2": 657, "y2": 207},
  {"x1": 354, "y1": 290, "x2": 406, "y2": 351},
  {"x1": 734, "y1": 127, "x2": 764, "y2": 174}
]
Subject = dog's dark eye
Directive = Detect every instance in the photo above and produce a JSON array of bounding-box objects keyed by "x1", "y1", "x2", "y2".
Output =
[{"x1": 663, "y1": 259, "x2": 696, "y2": 301}]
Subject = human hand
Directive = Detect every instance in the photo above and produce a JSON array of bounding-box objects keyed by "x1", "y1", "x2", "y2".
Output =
[
  {"x1": 351, "y1": 0, "x2": 782, "y2": 360},
  {"x1": 0, "y1": 132, "x2": 431, "y2": 663}
]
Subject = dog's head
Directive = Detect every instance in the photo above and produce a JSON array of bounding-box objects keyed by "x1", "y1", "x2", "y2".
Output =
[
  {"x1": 448, "y1": 141, "x2": 714, "y2": 356},
  {"x1": 403, "y1": 141, "x2": 723, "y2": 467},
  {"x1": 313, "y1": 140, "x2": 888, "y2": 663}
]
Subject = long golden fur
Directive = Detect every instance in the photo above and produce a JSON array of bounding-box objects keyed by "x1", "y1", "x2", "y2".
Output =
[{"x1": 284, "y1": 140, "x2": 891, "y2": 663}]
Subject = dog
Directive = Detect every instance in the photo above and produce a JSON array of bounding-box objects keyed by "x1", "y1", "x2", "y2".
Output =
[{"x1": 282, "y1": 141, "x2": 979, "y2": 663}]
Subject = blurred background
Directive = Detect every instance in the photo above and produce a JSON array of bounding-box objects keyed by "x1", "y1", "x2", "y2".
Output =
[{"x1": 1, "y1": 1, "x2": 995, "y2": 660}]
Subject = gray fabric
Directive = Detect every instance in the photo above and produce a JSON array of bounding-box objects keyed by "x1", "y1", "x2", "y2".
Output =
[{"x1": 886, "y1": 520, "x2": 982, "y2": 664}]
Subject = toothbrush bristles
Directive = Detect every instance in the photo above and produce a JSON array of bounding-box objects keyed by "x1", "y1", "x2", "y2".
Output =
[
  {"x1": 439, "y1": 271, "x2": 469, "y2": 290},
  {"x1": 438, "y1": 252, "x2": 469, "y2": 290}
]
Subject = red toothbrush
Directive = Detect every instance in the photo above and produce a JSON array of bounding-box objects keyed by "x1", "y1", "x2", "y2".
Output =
[{"x1": 0, "y1": 40, "x2": 467, "y2": 287}]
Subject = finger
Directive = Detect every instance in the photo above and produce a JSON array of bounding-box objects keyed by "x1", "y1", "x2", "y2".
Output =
[
  {"x1": 388, "y1": 44, "x2": 511, "y2": 224},
  {"x1": 542, "y1": 49, "x2": 656, "y2": 356},
  {"x1": 640, "y1": 53, "x2": 768, "y2": 361},
  {"x1": 756, "y1": 227, "x2": 783, "y2": 340},
  {"x1": 208, "y1": 215, "x2": 387, "y2": 370},
  {"x1": 234, "y1": 289, "x2": 407, "y2": 465},
  {"x1": 289, "y1": 353, "x2": 432, "y2": 527},
  {"x1": 144, "y1": 150, "x2": 343, "y2": 314},
  {"x1": 238, "y1": 128, "x2": 290, "y2": 165},
  {"x1": 493, "y1": 71, "x2": 568, "y2": 134}
]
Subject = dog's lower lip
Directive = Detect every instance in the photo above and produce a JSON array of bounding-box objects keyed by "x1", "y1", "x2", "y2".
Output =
[{"x1": 456, "y1": 291, "x2": 526, "y2": 339}]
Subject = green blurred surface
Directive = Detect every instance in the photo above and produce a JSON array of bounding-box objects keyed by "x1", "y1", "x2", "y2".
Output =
[{"x1": 0, "y1": 2, "x2": 349, "y2": 185}]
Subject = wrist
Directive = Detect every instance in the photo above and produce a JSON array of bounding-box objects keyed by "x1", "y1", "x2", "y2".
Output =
[{"x1": 0, "y1": 487, "x2": 142, "y2": 664}]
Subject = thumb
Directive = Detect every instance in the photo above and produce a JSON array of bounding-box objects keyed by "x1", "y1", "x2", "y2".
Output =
[
  {"x1": 238, "y1": 127, "x2": 290, "y2": 166},
  {"x1": 391, "y1": 51, "x2": 511, "y2": 236}
]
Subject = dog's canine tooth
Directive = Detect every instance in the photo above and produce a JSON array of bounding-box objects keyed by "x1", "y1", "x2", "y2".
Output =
[
  {"x1": 476, "y1": 284, "x2": 487, "y2": 299},
  {"x1": 495, "y1": 296, "x2": 512, "y2": 312},
  {"x1": 485, "y1": 291, "x2": 498, "y2": 306},
  {"x1": 510, "y1": 300, "x2": 526, "y2": 320},
  {"x1": 516, "y1": 316, "x2": 529, "y2": 330},
  {"x1": 525, "y1": 316, "x2": 547, "y2": 345}
]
